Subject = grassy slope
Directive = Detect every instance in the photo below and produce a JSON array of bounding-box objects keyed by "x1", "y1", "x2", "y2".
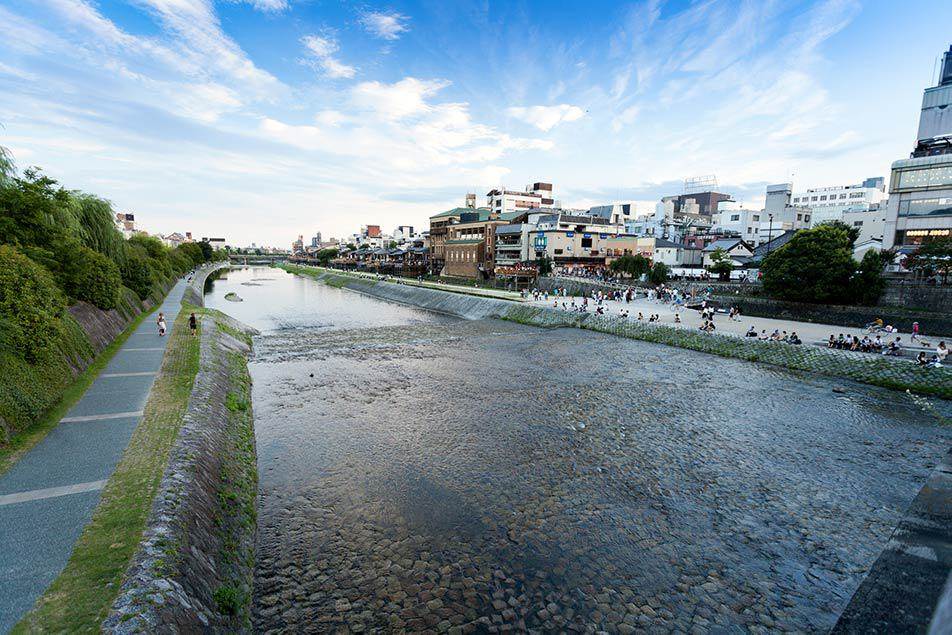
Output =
[{"x1": 12, "y1": 307, "x2": 202, "y2": 633}]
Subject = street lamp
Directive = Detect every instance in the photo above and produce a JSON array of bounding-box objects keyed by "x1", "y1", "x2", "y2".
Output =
[{"x1": 766, "y1": 214, "x2": 774, "y2": 254}]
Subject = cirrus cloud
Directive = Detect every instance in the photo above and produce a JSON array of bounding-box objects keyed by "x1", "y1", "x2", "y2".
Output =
[{"x1": 359, "y1": 10, "x2": 410, "y2": 40}]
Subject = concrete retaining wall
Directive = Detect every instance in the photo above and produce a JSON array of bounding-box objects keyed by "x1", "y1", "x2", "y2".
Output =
[
  {"x1": 301, "y1": 268, "x2": 952, "y2": 399},
  {"x1": 183, "y1": 262, "x2": 230, "y2": 307},
  {"x1": 103, "y1": 309, "x2": 259, "y2": 634},
  {"x1": 832, "y1": 448, "x2": 952, "y2": 633}
]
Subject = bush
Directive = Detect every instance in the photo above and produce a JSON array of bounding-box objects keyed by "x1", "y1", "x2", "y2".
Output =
[
  {"x1": 59, "y1": 242, "x2": 122, "y2": 309},
  {"x1": 121, "y1": 246, "x2": 156, "y2": 301},
  {"x1": 0, "y1": 245, "x2": 67, "y2": 360}
]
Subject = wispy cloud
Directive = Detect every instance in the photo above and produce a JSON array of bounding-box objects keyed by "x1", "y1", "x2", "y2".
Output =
[
  {"x1": 359, "y1": 10, "x2": 410, "y2": 40},
  {"x1": 506, "y1": 104, "x2": 585, "y2": 132},
  {"x1": 301, "y1": 34, "x2": 356, "y2": 79}
]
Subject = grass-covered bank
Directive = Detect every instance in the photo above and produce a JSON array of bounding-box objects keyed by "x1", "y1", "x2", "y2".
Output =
[{"x1": 12, "y1": 307, "x2": 202, "y2": 633}]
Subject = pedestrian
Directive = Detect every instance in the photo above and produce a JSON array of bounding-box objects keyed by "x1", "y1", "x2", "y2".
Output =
[
  {"x1": 157, "y1": 312, "x2": 167, "y2": 337},
  {"x1": 911, "y1": 321, "x2": 921, "y2": 343},
  {"x1": 189, "y1": 312, "x2": 198, "y2": 336}
]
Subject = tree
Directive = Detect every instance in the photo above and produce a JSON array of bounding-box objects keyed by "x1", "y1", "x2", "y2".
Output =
[
  {"x1": 908, "y1": 236, "x2": 952, "y2": 284},
  {"x1": 199, "y1": 239, "x2": 214, "y2": 261},
  {"x1": 706, "y1": 247, "x2": 734, "y2": 281},
  {"x1": 388, "y1": 240, "x2": 398, "y2": 249},
  {"x1": 536, "y1": 255, "x2": 553, "y2": 276},
  {"x1": 648, "y1": 262, "x2": 670, "y2": 285},
  {"x1": 610, "y1": 254, "x2": 650, "y2": 278},
  {"x1": 760, "y1": 223, "x2": 857, "y2": 304},
  {"x1": 316, "y1": 248, "x2": 339, "y2": 265},
  {"x1": 851, "y1": 249, "x2": 890, "y2": 306},
  {"x1": 0, "y1": 146, "x2": 15, "y2": 186}
]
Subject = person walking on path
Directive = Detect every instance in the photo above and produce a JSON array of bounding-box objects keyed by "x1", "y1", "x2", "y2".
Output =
[
  {"x1": 189, "y1": 312, "x2": 198, "y2": 336},
  {"x1": 157, "y1": 312, "x2": 167, "y2": 337}
]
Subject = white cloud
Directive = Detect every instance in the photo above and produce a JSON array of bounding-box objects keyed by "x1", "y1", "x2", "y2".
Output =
[
  {"x1": 359, "y1": 11, "x2": 410, "y2": 40},
  {"x1": 231, "y1": 0, "x2": 290, "y2": 11},
  {"x1": 506, "y1": 104, "x2": 585, "y2": 132},
  {"x1": 611, "y1": 105, "x2": 640, "y2": 132},
  {"x1": 301, "y1": 34, "x2": 356, "y2": 79},
  {"x1": 351, "y1": 77, "x2": 448, "y2": 120}
]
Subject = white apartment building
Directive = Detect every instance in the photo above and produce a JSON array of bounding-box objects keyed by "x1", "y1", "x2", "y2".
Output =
[
  {"x1": 712, "y1": 204, "x2": 764, "y2": 245},
  {"x1": 392, "y1": 225, "x2": 416, "y2": 243},
  {"x1": 790, "y1": 177, "x2": 887, "y2": 226},
  {"x1": 486, "y1": 182, "x2": 557, "y2": 214},
  {"x1": 760, "y1": 183, "x2": 812, "y2": 243}
]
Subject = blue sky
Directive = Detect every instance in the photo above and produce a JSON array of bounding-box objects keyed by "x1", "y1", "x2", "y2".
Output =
[{"x1": 0, "y1": 0, "x2": 950, "y2": 247}]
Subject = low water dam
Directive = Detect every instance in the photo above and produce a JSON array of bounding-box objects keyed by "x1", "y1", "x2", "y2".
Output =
[{"x1": 204, "y1": 266, "x2": 952, "y2": 633}]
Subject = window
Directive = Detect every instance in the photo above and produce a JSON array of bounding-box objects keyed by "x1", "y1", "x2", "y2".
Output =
[
  {"x1": 898, "y1": 197, "x2": 952, "y2": 217},
  {"x1": 747, "y1": 227, "x2": 752, "y2": 233},
  {"x1": 805, "y1": 215, "x2": 810, "y2": 222},
  {"x1": 896, "y1": 165, "x2": 952, "y2": 190},
  {"x1": 839, "y1": 194, "x2": 847, "y2": 199},
  {"x1": 581, "y1": 237, "x2": 593, "y2": 248},
  {"x1": 820, "y1": 195, "x2": 827, "y2": 201},
  {"x1": 850, "y1": 192, "x2": 864, "y2": 198},
  {"x1": 797, "y1": 214, "x2": 802, "y2": 221},
  {"x1": 793, "y1": 197, "x2": 800, "y2": 203},
  {"x1": 853, "y1": 221, "x2": 863, "y2": 226},
  {"x1": 554, "y1": 248, "x2": 563, "y2": 254},
  {"x1": 730, "y1": 214, "x2": 740, "y2": 221},
  {"x1": 811, "y1": 196, "x2": 818, "y2": 201},
  {"x1": 752, "y1": 215, "x2": 760, "y2": 221}
]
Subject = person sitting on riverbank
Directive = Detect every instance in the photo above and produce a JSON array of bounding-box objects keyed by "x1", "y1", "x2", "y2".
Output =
[
  {"x1": 746, "y1": 326, "x2": 758, "y2": 338},
  {"x1": 883, "y1": 337, "x2": 902, "y2": 356},
  {"x1": 937, "y1": 341, "x2": 948, "y2": 362},
  {"x1": 849, "y1": 336, "x2": 860, "y2": 351},
  {"x1": 917, "y1": 352, "x2": 929, "y2": 366},
  {"x1": 788, "y1": 331, "x2": 802, "y2": 345},
  {"x1": 637, "y1": 312, "x2": 644, "y2": 321},
  {"x1": 872, "y1": 335, "x2": 884, "y2": 352},
  {"x1": 827, "y1": 334, "x2": 836, "y2": 348},
  {"x1": 759, "y1": 330, "x2": 769, "y2": 341}
]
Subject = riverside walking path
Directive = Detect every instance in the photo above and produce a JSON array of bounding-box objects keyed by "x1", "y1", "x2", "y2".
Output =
[{"x1": 0, "y1": 279, "x2": 188, "y2": 633}]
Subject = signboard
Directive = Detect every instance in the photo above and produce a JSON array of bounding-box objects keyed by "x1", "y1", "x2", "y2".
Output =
[
  {"x1": 599, "y1": 233, "x2": 608, "y2": 239},
  {"x1": 533, "y1": 235, "x2": 548, "y2": 251},
  {"x1": 583, "y1": 233, "x2": 592, "y2": 238},
  {"x1": 566, "y1": 231, "x2": 574, "y2": 237}
]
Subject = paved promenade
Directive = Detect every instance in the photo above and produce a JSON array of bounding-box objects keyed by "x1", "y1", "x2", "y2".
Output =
[
  {"x1": 532, "y1": 294, "x2": 950, "y2": 355},
  {"x1": 0, "y1": 280, "x2": 186, "y2": 633}
]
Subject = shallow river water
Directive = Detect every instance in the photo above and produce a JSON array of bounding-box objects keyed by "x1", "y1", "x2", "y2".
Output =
[{"x1": 206, "y1": 267, "x2": 951, "y2": 634}]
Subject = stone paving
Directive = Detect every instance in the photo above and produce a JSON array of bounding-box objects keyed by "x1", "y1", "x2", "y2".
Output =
[
  {"x1": 0, "y1": 280, "x2": 187, "y2": 634},
  {"x1": 250, "y1": 317, "x2": 952, "y2": 634}
]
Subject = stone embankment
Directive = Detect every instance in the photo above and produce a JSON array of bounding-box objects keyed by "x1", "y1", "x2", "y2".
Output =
[
  {"x1": 102, "y1": 307, "x2": 259, "y2": 633},
  {"x1": 183, "y1": 261, "x2": 231, "y2": 307},
  {"x1": 294, "y1": 267, "x2": 952, "y2": 399}
]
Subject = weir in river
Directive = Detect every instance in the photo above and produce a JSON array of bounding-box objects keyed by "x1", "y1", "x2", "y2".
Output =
[{"x1": 204, "y1": 266, "x2": 952, "y2": 633}]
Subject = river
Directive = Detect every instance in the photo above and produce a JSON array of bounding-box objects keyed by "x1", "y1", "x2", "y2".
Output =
[{"x1": 205, "y1": 266, "x2": 952, "y2": 633}]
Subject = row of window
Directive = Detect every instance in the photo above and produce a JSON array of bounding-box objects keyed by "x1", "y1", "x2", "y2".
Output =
[
  {"x1": 448, "y1": 250, "x2": 476, "y2": 262},
  {"x1": 895, "y1": 165, "x2": 952, "y2": 190},
  {"x1": 793, "y1": 192, "x2": 864, "y2": 203}
]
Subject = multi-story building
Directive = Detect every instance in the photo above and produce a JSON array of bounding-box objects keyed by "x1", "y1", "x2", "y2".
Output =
[
  {"x1": 392, "y1": 225, "x2": 416, "y2": 243},
  {"x1": 486, "y1": 182, "x2": 556, "y2": 214},
  {"x1": 114, "y1": 212, "x2": 137, "y2": 239},
  {"x1": 587, "y1": 202, "x2": 637, "y2": 226},
  {"x1": 660, "y1": 189, "x2": 734, "y2": 217},
  {"x1": 429, "y1": 206, "x2": 480, "y2": 273},
  {"x1": 712, "y1": 205, "x2": 765, "y2": 245},
  {"x1": 884, "y1": 44, "x2": 952, "y2": 251},
  {"x1": 443, "y1": 209, "x2": 520, "y2": 278},
  {"x1": 790, "y1": 178, "x2": 887, "y2": 226},
  {"x1": 759, "y1": 183, "x2": 812, "y2": 243}
]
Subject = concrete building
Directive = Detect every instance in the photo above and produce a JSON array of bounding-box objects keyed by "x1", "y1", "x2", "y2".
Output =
[
  {"x1": 486, "y1": 182, "x2": 556, "y2": 214},
  {"x1": 759, "y1": 183, "x2": 811, "y2": 243},
  {"x1": 392, "y1": 225, "x2": 416, "y2": 243},
  {"x1": 712, "y1": 204, "x2": 765, "y2": 245},
  {"x1": 884, "y1": 44, "x2": 952, "y2": 251},
  {"x1": 587, "y1": 202, "x2": 637, "y2": 227},
  {"x1": 791, "y1": 178, "x2": 887, "y2": 226}
]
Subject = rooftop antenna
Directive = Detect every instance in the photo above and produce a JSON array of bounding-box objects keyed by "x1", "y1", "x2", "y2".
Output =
[{"x1": 683, "y1": 175, "x2": 718, "y2": 194}]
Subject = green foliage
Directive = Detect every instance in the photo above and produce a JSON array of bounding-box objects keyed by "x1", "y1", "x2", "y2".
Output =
[
  {"x1": 315, "y1": 248, "x2": 339, "y2": 265},
  {"x1": 121, "y1": 245, "x2": 155, "y2": 300},
  {"x1": 0, "y1": 146, "x2": 15, "y2": 186},
  {"x1": 852, "y1": 249, "x2": 889, "y2": 306},
  {"x1": 70, "y1": 194, "x2": 126, "y2": 266},
  {"x1": 0, "y1": 245, "x2": 68, "y2": 361},
  {"x1": 60, "y1": 242, "x2": 122, "y2": 309},
  {"x1": 761, "y1": 223, "x2": 857, "y2": 304},
  {"x1": 648, "y1": 262, "x2": 670, "y2": 285},
  {"x1": 908, "y1": 236, "x2": 952, "y2": 283},
  {"x1": 610, "y1": 254, "x2": 650, "y2": 278},
  {"x1": 706, "y1": 247, "x2": 734, "y2": 281},
  {"x1": 536, "y1": 255, "x2": 553, "y2": 276},
  {"x1": 0, "y1": 168, "x2": 74, "y2": 252},
  {"x1": 199, "y1": 240, "x2": 214, "y2": 261}
]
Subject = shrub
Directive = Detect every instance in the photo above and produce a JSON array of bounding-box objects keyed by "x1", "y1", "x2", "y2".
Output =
[
  {"x1": 761, "y1": 223, "x2": 856, "y2": 304},
  {"x1": 122, "y1": 245, "x2": 156, "y2": 300},
  {"x1": 0, "y1": 245, "x2": 67, "y2": 360},
  {"x1": 57, "y1": 242, "x2": 122, "y2": 309}
]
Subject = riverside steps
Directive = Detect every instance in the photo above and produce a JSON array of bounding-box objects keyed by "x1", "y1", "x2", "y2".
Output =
[{"x1": 0, "y1": 279, "x2": 188, "y2": 632}]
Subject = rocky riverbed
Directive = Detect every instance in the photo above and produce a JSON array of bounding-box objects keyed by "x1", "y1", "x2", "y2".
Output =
[{"x1": 250, "y1": 317, "x2": 951, "y2": 634}]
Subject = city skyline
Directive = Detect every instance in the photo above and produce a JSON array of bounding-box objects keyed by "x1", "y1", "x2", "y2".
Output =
[{"x1": 1, "y1": 0, "x2": 950, "y2": 245}]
